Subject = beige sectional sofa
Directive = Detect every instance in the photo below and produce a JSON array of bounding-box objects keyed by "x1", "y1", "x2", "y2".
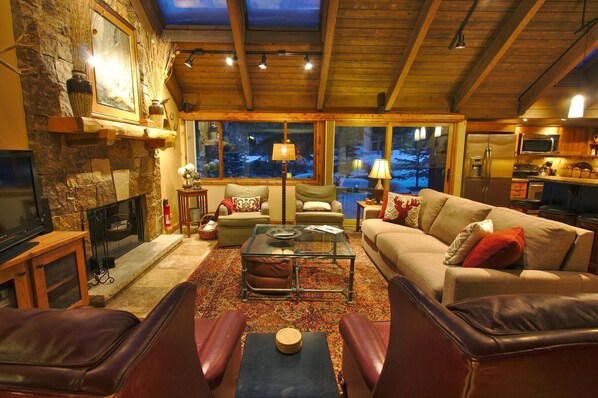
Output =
[{"x1": 361, "y1": 188, "x2": 598, "y2": 304}]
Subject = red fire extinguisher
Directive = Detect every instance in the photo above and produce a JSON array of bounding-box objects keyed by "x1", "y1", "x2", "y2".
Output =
[{"x1": 163, "y1": 199, "x2": 172, "y2": 228}]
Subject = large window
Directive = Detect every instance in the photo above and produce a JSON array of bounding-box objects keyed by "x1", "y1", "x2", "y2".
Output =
[
  {"x1": 194, "y1": 121, "x2": 315, "y2": 180},
  {"x1": 333, "y1": 126, "x2": 387, "y2": 220}
]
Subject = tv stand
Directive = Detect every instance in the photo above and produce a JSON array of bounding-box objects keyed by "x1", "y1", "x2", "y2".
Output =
[{"x1": 0, "y1": 241, "x2": 39, "y2": 266}]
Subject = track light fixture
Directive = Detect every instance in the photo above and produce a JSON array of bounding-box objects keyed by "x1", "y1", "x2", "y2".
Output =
[
  {"x1": 225, "y1": 53, "x2": 237, "y2": 66},
  {"x1": 304, "y1": 54, "x2": 313, "y2": 70},
  {"x1": 449, "y1": 0, "x2": 478, "y2": 49},
  {"x1": 258, "y1": 53, "x2": 267, "y2": 69},
  {"x1": 184, "y1": 53, "x2": 196, "y2": 68}
]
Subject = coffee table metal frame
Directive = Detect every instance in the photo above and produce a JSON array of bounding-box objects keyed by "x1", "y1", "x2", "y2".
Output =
[{"x1": 241, "y1": 224, "x2": 356, "y2": 303}]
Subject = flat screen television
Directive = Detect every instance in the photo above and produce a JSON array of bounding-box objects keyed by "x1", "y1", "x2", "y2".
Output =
[{"x1": 0, "y1": 150, "x2": 46, "y2": 264}]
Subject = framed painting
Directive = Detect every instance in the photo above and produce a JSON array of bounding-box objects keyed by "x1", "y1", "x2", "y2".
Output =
[{"x1": 89, "y1": 0, "x2": 140, "y2": 123}]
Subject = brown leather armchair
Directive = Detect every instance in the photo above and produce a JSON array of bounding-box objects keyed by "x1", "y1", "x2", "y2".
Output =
[
  {"x1": 0, "y1": 282, "x2": 246, "y2": 398},
  {"x1": 339, "y1": 276, "x2": 598, "y2": 398}
]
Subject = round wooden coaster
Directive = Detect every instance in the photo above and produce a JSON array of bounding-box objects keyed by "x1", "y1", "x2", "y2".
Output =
[{"x1": 275, "y1": 328, "x2": 302, "y2": 354}]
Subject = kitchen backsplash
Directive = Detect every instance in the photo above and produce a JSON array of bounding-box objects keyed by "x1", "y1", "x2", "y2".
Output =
[{"x1": 516, "y1": 155, "x2": 598, "y2": 176}]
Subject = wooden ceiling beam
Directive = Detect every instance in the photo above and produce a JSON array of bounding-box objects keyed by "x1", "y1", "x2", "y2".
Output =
[
  {"x1": 226, "y1": 0, "x2": 253, "y2": 110},
  {"x1": 451, "y1": 0, "x2": 545, "y2": 113},
  {"x1": 384, "y1": 0, "x2": 442, "y2": 112},
  {"x1": 518, "y1": 21, "x2": 598, "y2": 115},
  {"x1": 316, "y1": 0, "x2": 339, "y2": 111}
]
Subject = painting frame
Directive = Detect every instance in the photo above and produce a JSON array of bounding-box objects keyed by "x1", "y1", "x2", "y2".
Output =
[{"x1": 89, "y1": 0, "x2": 140, "y2": 123}]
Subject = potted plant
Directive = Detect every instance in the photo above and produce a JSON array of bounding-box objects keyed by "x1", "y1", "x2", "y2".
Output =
[
  {"x1": 139, "y1": 30, "x2": 177, "y2": 128},
  {"x1": 67, "y1": 0, "x2": 93, "y2": 117}
]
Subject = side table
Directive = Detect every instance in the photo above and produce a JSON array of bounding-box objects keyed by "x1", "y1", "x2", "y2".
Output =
[
  {"x1": 236, "y1": 332, "x2": 339, "y2": 397},
  {"x1": 177, "y1": 188, "x2": 208, "y2": 237},
  {"x1": 355, "y1": 200, "x2": 382, "y2": 231}
]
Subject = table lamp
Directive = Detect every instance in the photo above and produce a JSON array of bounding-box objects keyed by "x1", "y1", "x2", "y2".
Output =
[
  {"x1": 272, "y1": 143, "x2": 296, "y2": 227},
  {"x1": 368, "y1": 159, "x2": 391, "y2": 204}
]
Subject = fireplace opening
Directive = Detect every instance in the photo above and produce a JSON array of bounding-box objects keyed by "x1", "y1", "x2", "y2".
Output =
[{"x1": 86, "y1": 195, "x2": 145, "y2": 279}]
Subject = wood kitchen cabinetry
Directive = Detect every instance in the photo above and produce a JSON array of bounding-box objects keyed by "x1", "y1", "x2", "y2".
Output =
[
  {"x1": 558, "y1": 127, "x2": 590, "y2": 156},
  {"x1": 0, "y1": 231, "x2": 89, "y2": 309}
]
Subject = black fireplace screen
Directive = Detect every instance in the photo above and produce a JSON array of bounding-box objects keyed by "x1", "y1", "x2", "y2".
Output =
[{"x1": 86, "y1": 195, "x2": 145, "y2": 273}]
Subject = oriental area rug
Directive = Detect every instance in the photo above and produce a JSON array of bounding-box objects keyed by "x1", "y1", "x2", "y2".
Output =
[{"x1": 187, "y1": 231, "x2": 390, "y2": 380}]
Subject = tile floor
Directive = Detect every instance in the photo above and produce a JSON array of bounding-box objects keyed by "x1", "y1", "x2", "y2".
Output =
[{"x1": 106, "y1": 234, "x2": 216, "y2": 317}]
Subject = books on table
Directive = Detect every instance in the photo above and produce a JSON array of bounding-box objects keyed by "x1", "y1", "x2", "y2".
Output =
[{"x1": 305, "y1": 225, "x2": 344, "y2": 235}]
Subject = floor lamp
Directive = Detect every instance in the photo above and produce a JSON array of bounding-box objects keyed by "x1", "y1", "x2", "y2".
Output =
[
  {"x1": 368, "y1": 159, "x2": 391, "y2": 204},
  {"x1": 272, "y1": 143, "x2": 296, "y2": 227}
]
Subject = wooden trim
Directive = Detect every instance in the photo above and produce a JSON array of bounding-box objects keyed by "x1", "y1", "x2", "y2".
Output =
[
  {"x1": 518, "y1": 22, "x2": 598, "y2": 115},
  {"x1": 165, "y1": 74, "x2": 184, "y2": 110},
  {"x1": 181, "y1": 111, "x2": 465, "y2": 123},
  {"x1": 226, "y1": 0, "x2": 253, "y2": 110},
  {"x1": 384, "y1": 0, "x2": 442, "y2": 112},
  {"x1": 317, "y1": 0, "x2": 339, "y2": 111},
  {"x1": 451, "y1": 0, "x2": 545, "y2": 113}
]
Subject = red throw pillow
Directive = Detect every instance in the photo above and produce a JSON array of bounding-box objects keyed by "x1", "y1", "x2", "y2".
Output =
[
  {"x1": 463, "y1": 227, "x2": 525, "y2": 269},
  {"x1": 378, "y1": 191, "x2": 390, "y2": 218},
  {"x1": 381, "y1": 192, "x2": 422, "y2": 228}
]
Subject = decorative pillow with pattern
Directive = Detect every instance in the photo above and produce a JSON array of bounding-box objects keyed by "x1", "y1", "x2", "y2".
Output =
[
  {"x1": 444, "y1": 219, "x2": 494, "y2": 265},
  {"x1": 382, "y1": 193, "x2": 423, "y2": 228},
  {"x1": 232, "y1": 196, "x2": 261, "y2": 212}
]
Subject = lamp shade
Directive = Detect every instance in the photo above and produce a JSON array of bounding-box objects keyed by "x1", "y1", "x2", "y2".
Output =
[
  {"x1": 272, "y1": 143, "x2": 296, "y2": 161},
  {"x1": 368, "y1": 159, "x2": 391, "y2": 180},
  {"x1": 351, "y1": 158, "x2": 364, "y2": 171},
  {"x1": 568, "y1": 94, "x2": 585, "y2": 118}
]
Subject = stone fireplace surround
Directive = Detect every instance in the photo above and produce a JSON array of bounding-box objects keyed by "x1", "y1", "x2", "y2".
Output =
[{"x1": 10, "y1": 0, "x2": 164, "y2": 267}]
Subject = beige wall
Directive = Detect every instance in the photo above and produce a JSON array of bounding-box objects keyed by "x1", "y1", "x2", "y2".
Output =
[{"x1": 0, "y1": 0, "x2": 28, "y2": 150}]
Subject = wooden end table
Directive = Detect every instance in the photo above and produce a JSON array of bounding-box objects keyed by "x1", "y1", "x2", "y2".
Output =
[
  {"x1": 355, "y1": 200, "x2": 382, "y2": 231},
  {"x1": 177, "y1": 188, "x2": 208, "y2": 237}
]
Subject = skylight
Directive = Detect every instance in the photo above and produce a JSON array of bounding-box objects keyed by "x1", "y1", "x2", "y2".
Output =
[
  {"x1": 156, "y1": 0, "x2": 230, "y2": 26},
  {"x1": 245, "y1": 0, "x2": 321, "y2": 29}
]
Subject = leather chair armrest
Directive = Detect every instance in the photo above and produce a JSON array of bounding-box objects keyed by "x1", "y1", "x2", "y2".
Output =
[
  {"x1": 339, "y1": 313, "x2": 386, "y2": 391},
  {"x1": 261, "y1": 200, "x2": 270, "y2": 215},
  {"x1": 331, "y1": 200, "x2": 343, "y2": 214},
  {"x1": 295, "y1": 199, "x2": 304, "y2": 213},
  {"x1": 198, "y1": 310, "x2": 247, "y2": 385}
]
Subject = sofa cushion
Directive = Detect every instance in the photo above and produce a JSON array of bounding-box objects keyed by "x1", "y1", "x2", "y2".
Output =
[
  {"x1": 218, "y1": 212, "x2": 270, "y2": 227},
  {"x1": 225, "y1": 184, "x2": 268, "y2": 202},
  {"x1": 485, "y1": 207, "x2": 578, "y2": 271},
  {"x1": 428, "y1": 197, "x2": 493, "y2": 245},
  {"x1": 377, "y1": 233, "x2": 448, "y2": 263},
  {"x1": 418, "y1": 189, "x2": 450, "y2": 233},
  {"x1": 463, "y1": 227, "x2": 525, "y2": 269},
  {"x1": 444, "y1": 219, "x2": 494, "y2": 265},
  {"x1": 395, "y1": 252, "x2": 449, "y2": 301},
  {"x1": 232, "y1": 196, "x2": 260, "y2": 212},
  {"x1": 381, "y1": 193, "x2": 422, "y2": 228},
  {"x1": 362, "y1": 219, "x2": 425, "y2": 246},
  {"x1": 296, "y1": 183, "x2": 336, "y2": 203}
]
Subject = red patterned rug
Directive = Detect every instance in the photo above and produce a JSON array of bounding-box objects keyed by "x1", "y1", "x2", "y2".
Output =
[{"x1": 187, "y1": 231, "x2": 390, "y2": 381}]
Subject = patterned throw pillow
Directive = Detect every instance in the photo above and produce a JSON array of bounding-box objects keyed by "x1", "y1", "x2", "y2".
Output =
[
  {"x1": 444, "y1": 219, "x2": 494, "y2": 265},
  {"x1": 232, "y1": 196, "x2": 261, "y2": 212},
  {"x1": 382, "y1": 192, "x2": 423, "y2": 228}
]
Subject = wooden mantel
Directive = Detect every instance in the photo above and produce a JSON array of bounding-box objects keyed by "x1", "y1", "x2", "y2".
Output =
[{"x1": 47, "y1": 117, "x2": 177, "y2": 149}]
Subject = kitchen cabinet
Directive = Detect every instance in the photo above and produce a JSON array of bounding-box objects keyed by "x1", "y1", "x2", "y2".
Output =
[
  {"x1": 558, "y1": 127, "x2": 589, "y2": 156},
  {"x1": 510, "y1": 181, "x2": 528, "y2": 199},
  {"x1": 0, "y1": 231, "x2": 89, "y2": 309}
]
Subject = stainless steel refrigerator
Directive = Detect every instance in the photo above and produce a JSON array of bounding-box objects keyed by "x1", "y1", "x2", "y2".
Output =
[{"x1": 461, "y1": 133, "x2": 516, "y2": 207}]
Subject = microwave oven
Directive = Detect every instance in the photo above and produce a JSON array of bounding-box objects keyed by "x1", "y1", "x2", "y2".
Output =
[{"x1": 518, "y1": 133, "x2": 560, "y2": 154}]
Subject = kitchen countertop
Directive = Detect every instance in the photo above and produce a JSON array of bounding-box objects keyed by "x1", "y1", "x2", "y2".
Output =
[
  {"x1": 511, "y1": 178, "x2": 529, "y2": 182},
  {"x1": 529, "y1": 175, "x2": 598, "y2": 187}
]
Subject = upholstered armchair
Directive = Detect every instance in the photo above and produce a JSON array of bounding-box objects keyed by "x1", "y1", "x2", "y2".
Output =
[
  {"x1": 339, "y1": 276, "x2": 598, "y2": 398},
  {"x1": 218, "y1": 184, "x2": 270, "y2": 246},
  {"x1": 0, "y1": 283, "x2": 246, "y2": 398},
  {"x1": 294, "y1": 183, "x2": 344, "y2": 228}
]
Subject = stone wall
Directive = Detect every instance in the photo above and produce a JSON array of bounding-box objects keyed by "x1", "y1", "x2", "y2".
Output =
[{"x1": 10, "y1": 0, "x2": 163, "y2": 245}]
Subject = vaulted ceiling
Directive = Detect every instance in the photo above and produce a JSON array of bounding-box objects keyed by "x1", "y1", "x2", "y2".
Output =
[{"x1": 135, "y1": 0, "x2": 598, "y2": 122}]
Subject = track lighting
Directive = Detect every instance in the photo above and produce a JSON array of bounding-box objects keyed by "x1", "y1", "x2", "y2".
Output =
[
  {"x1": 455, "y1": 32, "x2": 466, "y2": 49},
  {"x1": 258, "y1": 53, "x2": 267, "y2": 69},
  {"x1": 184, "y1": 53, "x2": 196, "y2": 68},
  {"x1": 304, "y1": 54, "x2": 313, "y2": 70},
  {"x1": 225, "y1": 53, "x2": 237, "y2": 66}
]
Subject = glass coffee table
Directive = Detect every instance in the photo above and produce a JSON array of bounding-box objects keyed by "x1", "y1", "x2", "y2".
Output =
[{"x1": 241, "y1": 224, "x2": 356, "y2": 303}]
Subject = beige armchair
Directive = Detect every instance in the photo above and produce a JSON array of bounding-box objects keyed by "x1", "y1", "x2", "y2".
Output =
[
  {"x1": 294, "y1": 183, "x2": 344, "y2": 228},
  {"x1": 218, "y1": 184, "x2": 270, "y2": 246}
]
